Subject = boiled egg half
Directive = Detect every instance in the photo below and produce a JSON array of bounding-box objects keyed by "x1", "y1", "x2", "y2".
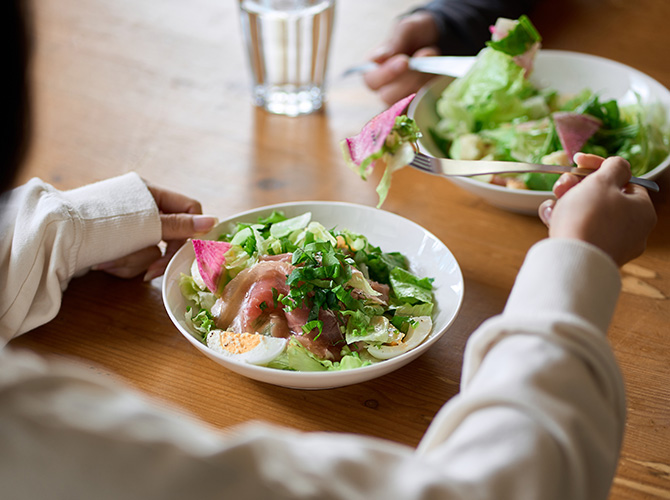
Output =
[
  {"x1": 206, "y1": 330, "x2": 287, "y2": 365},
  {"x1": 366, "y1": 316, "x2": 432, "y2": 360},
  {"x1": 191, "y1": 258, "x2": 207, "y2": 290}
]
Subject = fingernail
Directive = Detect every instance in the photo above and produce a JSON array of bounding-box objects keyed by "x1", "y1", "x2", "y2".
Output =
[
  {"x1": 193, "y1": 215, "x2": 218, "y2": 233},
  {"x1": 553, "y1": 175, "x2": 567, "y2": 189},
  {"x1": 573, "y1": 152, "x2": 584, "y2": 165},
  {"x1": 370, "y1": 45, "x2": 391, "y2": 61},
  {"x1": 538, "y1": 201, "x2": 553, "y2": 226}
]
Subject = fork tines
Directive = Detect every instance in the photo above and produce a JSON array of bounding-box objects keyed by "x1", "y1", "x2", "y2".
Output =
[{"x1": 409, "y1": 152, "x2": 434, "y2": 172}]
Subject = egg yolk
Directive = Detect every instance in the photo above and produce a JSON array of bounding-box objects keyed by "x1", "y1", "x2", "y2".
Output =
[{"x1": 217, "y1": 331, "x2": 263, "y2": 355}]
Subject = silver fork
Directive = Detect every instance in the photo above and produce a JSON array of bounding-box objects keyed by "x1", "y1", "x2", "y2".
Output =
[
  {"x1": 409, "y1": 152, "x2": 660, "y2": 192},
  {"x1": 341, "y1": 55, "x2": 476, "y2": 79}
]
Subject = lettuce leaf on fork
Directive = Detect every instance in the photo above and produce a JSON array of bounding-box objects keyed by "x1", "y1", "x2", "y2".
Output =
[{"x1": 341, "y1": 94, "x2": 421, "y2": 207}]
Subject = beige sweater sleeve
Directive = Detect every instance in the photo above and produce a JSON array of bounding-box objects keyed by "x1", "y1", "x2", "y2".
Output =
[
  {"x1": 0, "y1": 174, "x2": 161, "y2": 343},
  {"x1": 0, "y1": 239, "x2": 626, "y2": 500}
]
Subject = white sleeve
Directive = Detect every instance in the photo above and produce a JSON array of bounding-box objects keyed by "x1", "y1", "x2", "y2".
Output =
[
  {"x1": 0, "y1": 239, "x2": 625, "y2": 500},
  {"x1": 418, "y1": 238, "x2": 625, "y2": 500},
  {"x1": 0, "y1": 174, "x2": 161, "y2": 343}
]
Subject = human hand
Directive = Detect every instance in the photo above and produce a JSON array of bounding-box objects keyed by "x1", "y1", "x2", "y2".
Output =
[
  {"x1": 363, "y1": 11, "x2": 441, "y2": 105},
  {"x1": 94, "y1": 183, "x2": 218, "y2": 281},
  {"x1": 538, "y1": 154, "x2": 657, "y2": 266}
]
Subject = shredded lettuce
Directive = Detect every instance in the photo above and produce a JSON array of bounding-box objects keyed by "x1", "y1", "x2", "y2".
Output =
[
  {"x1": 389, "y1": 267, "x2": 434, "y2": 305},
  {"x1": 486, "y1": 15, "x2": 541, "y2": 56},
  {"x1": 375, "y1": 141, "x2": 415, "y2": 208},
  {"x1": 436, "y1": 48, "x2": 537, "y2": 138},
  {"x1": 431, "y1": 16, "x2": 670, "y2": 190},
  {"x1": 180, "y1": 211, "x2": 436, "y2": 371},
  {"x1": 344, "y1": 315, "x2": 402, "y2": 345},
  {"x1": 184, "y1": 307, "x2": 215, "y2": 341},
  {"x1": 179, "y1": 274, "x2": 216, "y2": 311},
  {"x1": 269, "y1": 212, "x2": 312, "y2": 238},
  {"x1": 267, "y1": 338, "x2": 373, "y2": 372}
]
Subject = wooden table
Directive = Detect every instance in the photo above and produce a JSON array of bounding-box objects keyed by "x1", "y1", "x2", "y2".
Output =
[{"x1": 11, "y1": 0, "x2": 670, "y2": 497}]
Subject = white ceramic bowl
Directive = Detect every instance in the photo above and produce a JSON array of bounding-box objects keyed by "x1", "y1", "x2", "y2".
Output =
[
  {"x1": 408, "y1": 50, "x2": 670, "y2": 215},
  {"x1": 162, "y1": 201, "x2": 464, "y2": 390}
]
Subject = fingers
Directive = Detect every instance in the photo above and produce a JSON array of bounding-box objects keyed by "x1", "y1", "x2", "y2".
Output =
[
  {"x1": 363, "y1": 54, "x2": 410, "y2": 90},
  {"x1": 94, "y1": 238, "x2": 191, "y2": 281},
  {"x1": 552, "y1": 173, "x2": 581, "y2": 199},
  {"x1": 589, "y1": 156, "x2": 633, "y2": 189},
  {"x1": 551, "y1": 153, "x2": 604, "y2": 199},
  {"x1": 378, "y1": 73, "x2": 437, "y2": 106},
  {"x1": 369, "y1": 41, "x2": 404, "y2": 65},
  {"x1": 143, "y1": 239, "x2": 186, "y2": 282},
  {"x1": 153, "y1": 186, "x2": 217, "y2": 278},
  {"x1": 543, "y1": 154, "x2": 657, "y2": 266},
  {"x1": 552, "y1": 154, "x2": 630, "y2": 201},
  {"x1": 368, "y1": 29, "x2": 407, "y2": 64},
  {"x1": 538, "y1": 198, "x2": 555, "y2": 227},
  {"x1": 147, "y1": 184, "x2": 203, "y2": 215},
  {"x1": 574, "y1": 153, "x2": 633, "y2": 190},
  {"x1": 145, "y1": 183, "x2": 217, "y2": 240},
  {"x1": 542, "y1": 155, "x2": 632, "y2": 228},
  {"x1": 96, "y1": 182, "x2": 219, "y2": 281},
  {"x1": 364, "y1": 11, "x2": 440, "y2": 105},
  {"x1": 573, "y1": 152, "x2": 605, "y2": 170},
  {"x1": 364, "y1": 47, "x2": 440, "y2": 105},
  {"x1": 94, "y1": 237, "x2": 193, "y2": 281},
  {"x1": 93, "y1": 246, "x2": 162, "y2": 279},
  {"x1": 160, "y1": 213, "x2": 218, "y2": 240},
  {"x1": 369, "y1": 11, "x2": 439, "y2": 63}
]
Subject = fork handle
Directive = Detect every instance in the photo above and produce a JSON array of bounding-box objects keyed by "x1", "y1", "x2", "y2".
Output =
[
  {"x1": 625, "y1": 177, "x2": 660, "y2": 192},
  {"x1": 460, "y1": 163, "x2": 659, "y2": 193}
]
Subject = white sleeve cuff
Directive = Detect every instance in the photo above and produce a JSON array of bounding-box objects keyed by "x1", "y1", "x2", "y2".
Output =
[{"x1": 62, "y1": 173, "x2": 162, "y2": 271}]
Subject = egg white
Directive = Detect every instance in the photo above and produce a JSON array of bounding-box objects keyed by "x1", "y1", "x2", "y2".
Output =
[
  {"x1": 191, "y1": 258, "x2": 207, "y2": 290},
  {"x1": 366, "y1": 316, "x2": 433, "y2": 360},
  {"x1": 206, "y1": 330, "x2": 287, "y2": 365}
]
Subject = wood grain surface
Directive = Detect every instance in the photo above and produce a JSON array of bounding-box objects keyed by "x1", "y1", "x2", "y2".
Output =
[{"x1": 10, "y1": 1, "x2": 670, "y2": 498}]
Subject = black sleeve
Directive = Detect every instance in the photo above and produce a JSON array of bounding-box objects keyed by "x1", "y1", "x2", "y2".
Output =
[{"x1": 411, "y1": 0, "x2": 541, "y2": 55}]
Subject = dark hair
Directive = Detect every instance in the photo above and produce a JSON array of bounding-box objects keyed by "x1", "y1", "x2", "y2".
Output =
[{"x1": 1, "y1": 0, "x2": 32, "y2": 194}]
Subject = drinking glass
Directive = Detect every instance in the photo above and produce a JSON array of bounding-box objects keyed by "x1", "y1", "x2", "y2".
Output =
[{"x1": 239, "y1": 0, "x2": 335, "y2": 117}]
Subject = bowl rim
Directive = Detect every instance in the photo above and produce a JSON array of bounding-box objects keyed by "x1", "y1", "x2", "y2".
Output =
[{"x1": 161, "y1": 200, "x2": 465, "y2": 388}]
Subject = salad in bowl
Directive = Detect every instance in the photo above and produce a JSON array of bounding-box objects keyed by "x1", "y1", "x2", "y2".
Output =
[
  {"x1": 163, "y1": 201, "x2": 464, "y2": 389},
  {"x1": 424, "y1": 16, "x2": 669, "y2": 191}
]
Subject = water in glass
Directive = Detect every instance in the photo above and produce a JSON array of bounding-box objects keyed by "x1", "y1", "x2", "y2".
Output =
[{"x1": 239, "y1": 0, "x2": 335, "y2": 116}]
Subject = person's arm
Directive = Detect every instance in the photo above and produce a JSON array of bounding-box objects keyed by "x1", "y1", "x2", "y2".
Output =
[
  {"x1": 0, "y1": 241, "x2": 625, "y2": 500},
  {"x1": 0, "y1": 174, "x2": 216, "y2": 343},
  {"x1": 416, "y1": 0, "x2": 540, "y2": 55},
  {"x1": 0, "y1": 158, "x2": 655, "y2": 499},
  {"x1": 0, "y1": 174, "x2": 161, "y2": 342},
  {"x1": 418, "y1": 238, "x2": 625, "y2": 499},
  {"x1": 364, "y1": 0, "x2": 541, "y2": 104}
]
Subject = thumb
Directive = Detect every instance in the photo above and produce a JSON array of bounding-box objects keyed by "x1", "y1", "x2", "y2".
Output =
[{"x1": 160, "y1": 213, "x2": 218, "y2": 240}]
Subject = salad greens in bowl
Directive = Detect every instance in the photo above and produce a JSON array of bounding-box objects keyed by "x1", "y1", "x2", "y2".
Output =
[
  {"x1": 408, "y1": 18, "x2": 670, "y2": 214},
  {"x1": 162, "y1": 201, "x2": 464, "y2": 389}
]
